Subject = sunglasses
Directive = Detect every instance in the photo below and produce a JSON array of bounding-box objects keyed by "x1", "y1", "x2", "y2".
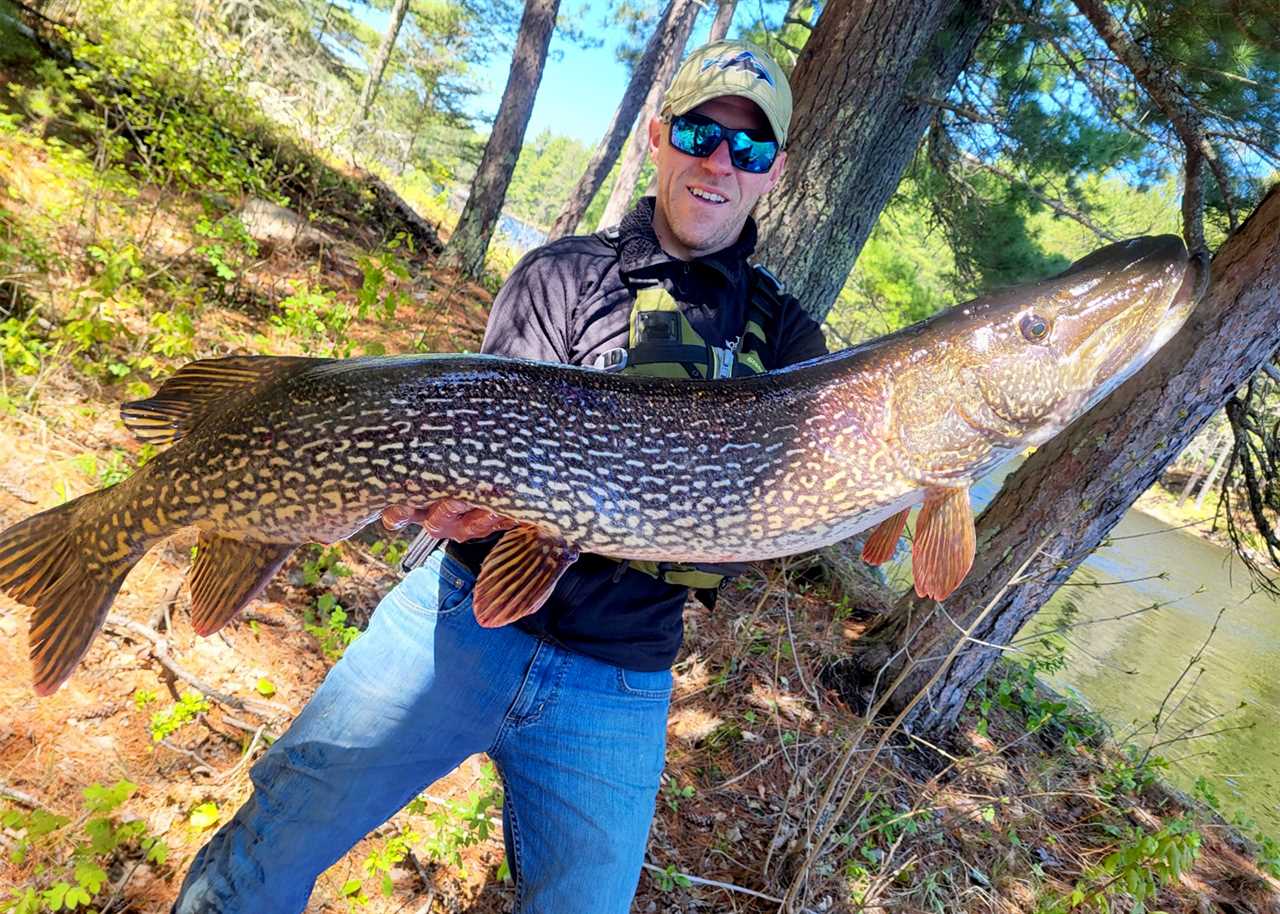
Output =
[{"x1": 668, "y1": 112, "x2": 780, "y2": 174}]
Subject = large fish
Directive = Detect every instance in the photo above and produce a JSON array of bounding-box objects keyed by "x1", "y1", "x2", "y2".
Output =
[{"x1": 0, "y1": 236, "x2": 1205, "y2": 694}]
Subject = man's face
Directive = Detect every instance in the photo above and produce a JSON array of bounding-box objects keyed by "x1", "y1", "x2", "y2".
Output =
[{"x1": 648, "y1": 95, "x2": 787, "y2": 260}]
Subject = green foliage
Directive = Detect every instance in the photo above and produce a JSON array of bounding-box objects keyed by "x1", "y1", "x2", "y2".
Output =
[
  {"x1": 504, "y1": 130, "x2": 592, "y2": 229},
  {"x1": 972, "y1": 637, "x2": 1100, "y2": 748},
  {"x1": 416, "y1": 762, "x2": 502, "y2": 873},
  {"x1": 305, "y1": 592, "x2": 361, "y2": 659},
  {"x1": 830, "y1": 184, "x2": 955, "y2": 342},
  {"x1": 1, "y1": 781, "x2": 168, "y2": 914},
  {"x1": 651, "y1": 863, "x2": 691, "y2": 892},
  {"x1": 148, "y1": 690, "x2": 210, "y2": 742},
  {"x1": 341, "y1": 762, "x2": 505, "y2": 904},
  {"x1": 1042, "y1": 816, "x2": 1200, "y2": 914},
  {"x1": 663, "y1": 781, "x2": 695, "y2": 812},
  {"x1": 73, "y1": 449, "x2": 133, "y2": 488},
  {"x1": 193, "y1": 214, "x2": 259, "y2": 286},
  {"x1": 368, "y1": 538, "x2": 409, "y2": 569},
  {"x1": 1098, "y1": 745, "x2": 1170, "y2": 802},
  {"x1": 1192, "y1": 777, "x2": 1280, "y2": 878},
  {"x1": 356, "y1": 235, "x2": 414, "y2": 322},
  {"x1": 302, "y1": 545, "x2": 351, "y2": 586}
]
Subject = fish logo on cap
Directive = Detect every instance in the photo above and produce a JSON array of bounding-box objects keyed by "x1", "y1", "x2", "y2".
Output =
[{"x1": 700, "y1": 51, "x2": 776, "y2": 86}]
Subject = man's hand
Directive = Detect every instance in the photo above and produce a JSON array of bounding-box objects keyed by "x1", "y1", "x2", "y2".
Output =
[{"x1": 381, "y1": 499, "x2": 516, "y2": 542}]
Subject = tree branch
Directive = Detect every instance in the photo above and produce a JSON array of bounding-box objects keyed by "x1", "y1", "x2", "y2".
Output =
[
  {"x1": 956, "y1": 149, "x2": 1122, "y2": 241},
  {"x1": 1072, "y1": 0, "x2": 1228, "y2": 250}
]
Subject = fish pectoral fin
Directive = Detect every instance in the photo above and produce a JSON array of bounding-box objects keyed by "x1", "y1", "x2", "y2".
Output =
[
  {"x1": 187, "y1": 533, "x2": 297, "y2": 635},
  {"x1": 912, "y1": 486, "x2": 976, "y2": 601},
  {"x1": 861, "y1": 508, "x2": 910, "y2": 566},
  {"x1": 121, "y1": 355, "x2": 325, "y2": 445},
  {"x1": 472, "y1": 525, "x2": 579, "y2": 628}
]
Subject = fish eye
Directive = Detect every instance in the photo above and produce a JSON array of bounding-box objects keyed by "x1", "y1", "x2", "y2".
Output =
[{"x1": 1021, "y1": 314, "x2": 1051, "y2": 342}]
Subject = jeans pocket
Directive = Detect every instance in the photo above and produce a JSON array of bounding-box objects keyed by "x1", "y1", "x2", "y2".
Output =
[
  {"x1": 617, "y1": 667, "x2": 674, "y2": 701},
  {"x1": 393, "y1": 552, "x2": 475, "y2": 618}
]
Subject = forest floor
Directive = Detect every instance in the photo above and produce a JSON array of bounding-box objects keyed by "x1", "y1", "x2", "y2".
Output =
[{"x1": 1, "y1": 8, "x2": 1279, "y2": 914}]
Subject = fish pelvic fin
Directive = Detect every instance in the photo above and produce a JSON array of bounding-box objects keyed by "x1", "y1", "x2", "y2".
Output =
[
  {"x1": 0, "y1": 495, "x2": 140, "y2": 696},
  {"x1": 121, "y1": 355, "x2": 327, "y2": 445},
  {"x1": 862, "y1": 509, "x2": 910, "y2": 566},
  {"x1": 912, "y1": 486, "x2": 976, "y2": 601},
  {"x1": 188, "y1": 533, "x2": 297, "y2": 636},
  {"x1": 472, "y1": 525, "x2": 579, "y2": 628}
]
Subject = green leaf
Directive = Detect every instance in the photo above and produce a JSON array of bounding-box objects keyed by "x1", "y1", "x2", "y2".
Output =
[
  {"x1": 42, "y1": 882, "x2": 70, "y2": 910},
  {"x1": 255, "y1": 677, "x2": 276, "y2": 697},
  {"x1": 189, "y1": 801, "x2": 220, "y2": 830},
  {"x1": 74, "y1": 861, "x2": 107, "y2": 894},
  {"x1": 339, "y1": 878, "x2": 363, "y2": 897}
]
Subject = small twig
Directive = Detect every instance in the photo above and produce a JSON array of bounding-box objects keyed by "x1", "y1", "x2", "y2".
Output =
[
  {"x1": 0, "y1": 783, "x2": 40, "y2": 807},
  {"x1": 215, "y1": 725, "x2": 266, "y2": 783},
  {"x1": 640, "y1": 861, "x2": 815, "y2": 909},
  {"x1": 104, "y1": 615, "x2": 287, "y2": 717},
  {"x1": 156, "y1": 738, "x2": 217, "y2": 777}
]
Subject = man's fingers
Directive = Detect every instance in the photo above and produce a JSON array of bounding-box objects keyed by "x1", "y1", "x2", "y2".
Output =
[{"x1": 381, "y1": 499, "x2": 516, "y2": 542}]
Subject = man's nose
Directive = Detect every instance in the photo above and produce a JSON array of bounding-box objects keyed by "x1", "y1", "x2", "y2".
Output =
[{"x1": 700, "y1": 138, "x2": 735, "y2": 175}]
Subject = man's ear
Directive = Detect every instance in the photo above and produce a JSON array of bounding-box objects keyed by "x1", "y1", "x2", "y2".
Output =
[
  {"x1": 764, "y1": 149, "x2": 787, "y2": 194},
  {"x1": 647, "y1": 116, "x2": 662, "y2": 161}
]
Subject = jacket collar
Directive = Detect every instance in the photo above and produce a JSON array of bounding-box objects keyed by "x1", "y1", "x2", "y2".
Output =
[{"x1": 614, "y1": 197, "x2": 757, "y2": 285}]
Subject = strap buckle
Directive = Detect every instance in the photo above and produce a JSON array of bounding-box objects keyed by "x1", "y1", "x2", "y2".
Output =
[
  {"x1": 594, "y1": 347, "x2": 629, "y2": 372},
  {"x1": 400, "y1": 528, "x2": 442, "y2": 573}
]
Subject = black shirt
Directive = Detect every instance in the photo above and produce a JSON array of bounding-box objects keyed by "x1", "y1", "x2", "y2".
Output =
[{"x1": 449, "y1": 198, "x2": 828, "y2": 671}]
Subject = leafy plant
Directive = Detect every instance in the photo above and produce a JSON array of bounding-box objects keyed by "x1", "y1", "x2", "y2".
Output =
[
  {"x1": 368, "y1": 538, "x2": 409, "y2": 569},
  {"x1": 651, "y1": 863, "x2": 691, "y2": 892},
  {"x1": 415, "y1": 762, "x2": 502, "y2": 873},
  {"x1": 148, "y1": 691, "x2": 210, "y2": 742},
  {"x1": 305, "y1": 593, "x2": 360, "y2": 659},
  {"x1": 1, "y1": 781, "x2": 168, "y2": 914},
  {"x1": 1044, "y1": 816, "x2": 1200, "y2": 914},
  {"x1": 302, "y1": 545, "x2": 352, "y2": 586}
]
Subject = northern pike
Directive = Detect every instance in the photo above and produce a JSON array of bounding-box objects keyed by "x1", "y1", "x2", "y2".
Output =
[{"x1": 0, "y1": 235, "x2": 1204, "y2": 694}]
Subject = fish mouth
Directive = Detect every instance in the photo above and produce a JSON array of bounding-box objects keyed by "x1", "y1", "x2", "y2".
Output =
[{"x1": 1074, "y1": 237, "x2": 1204, "y2": 411}]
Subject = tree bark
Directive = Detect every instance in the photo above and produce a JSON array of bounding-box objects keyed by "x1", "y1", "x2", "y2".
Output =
[
  {"x1": 355, "y1": 0, "x2": 413, "y2": 123},
  {"x1": 829, "y1": 186, "x2": 1280, "y2": 739},
  {"x1": 546, "y1": 0, "x2": 694, "y2": 240},
  {"x1": 439, "y1": 0, "x2": 561, "y2": 277},
  {"x1": 595, "y1": 0, "x2": 700, "y2": 229},
  {"x1": 754, "y1": 0, "x2": 998, "y2": 320},
  {"x1": 708, "y1": 0, "x2": 737, "y2": 41}
]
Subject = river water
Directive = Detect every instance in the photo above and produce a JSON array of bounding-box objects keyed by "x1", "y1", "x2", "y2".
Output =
[{"x1": 894, "y1": 462, "x2": 1280, "y2": 833}]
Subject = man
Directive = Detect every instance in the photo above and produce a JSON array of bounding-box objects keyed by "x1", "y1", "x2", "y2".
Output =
[{"x1": 174, "y1": 39, "x2": 826, "y2": 914}]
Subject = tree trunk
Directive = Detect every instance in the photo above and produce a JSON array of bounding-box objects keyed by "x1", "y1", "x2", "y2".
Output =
[
  {"x1": 439, "y1": 0, "x2": 561, "y2": 277},
  {"x1": 754, "y1": 0, "x2": 997, "y2": 320},
  {"x1": 828, "y1": 186, "x2": 1280, "y2": 739},
  {"x1": 595, "y1": 0, "x2": 700, "y2": 229},
  {"x1": 709, "y1": 0, "x2": 737, "y2": 41},
  {"x1": 546, "y1": 0, "x2": 695, "y2": 240},
  {"x1": 355, "y1": 0, "x2": 412, "y2": 123}
]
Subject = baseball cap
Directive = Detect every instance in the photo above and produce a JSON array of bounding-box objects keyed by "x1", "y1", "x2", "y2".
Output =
[{"x1": 662, "y1": 40, "x2": 793, "y2": 147}]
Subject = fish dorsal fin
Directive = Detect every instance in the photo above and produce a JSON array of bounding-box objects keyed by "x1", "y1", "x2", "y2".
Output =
[
  {"x1": 861, "y1": 508, "x2": 910, "y2": 566},
  {"x1": 472, "y1": 525, "x2": 579, "y2": 628},
  {"x1": 121, "y1": 356, "x2": 325, "y2": 445},
  {"x1": 187, "y1": 532, "x2": 297, "y2": 635},
  {"x1": 912, "y1": 486, "x2": 976, "y2": 600}
]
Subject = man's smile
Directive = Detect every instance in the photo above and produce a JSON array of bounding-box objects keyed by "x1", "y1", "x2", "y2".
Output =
[{"x1": 688, "y1": 185, "x2": 728, "y2": 204}]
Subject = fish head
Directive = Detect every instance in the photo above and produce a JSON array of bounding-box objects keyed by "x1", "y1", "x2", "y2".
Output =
[{"x1": 947, "y1": 234, "x2": 1204, "y2": 449}]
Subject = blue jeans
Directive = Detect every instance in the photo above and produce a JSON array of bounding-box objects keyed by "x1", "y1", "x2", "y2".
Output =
[{"x1": 173, "y1": 550, "x2": 672, "y2": 913}]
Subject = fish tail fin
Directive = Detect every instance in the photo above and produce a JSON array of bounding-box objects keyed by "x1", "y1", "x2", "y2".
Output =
[{"x1": 0, "y1": 495, "x2": 141, "y2": 695}]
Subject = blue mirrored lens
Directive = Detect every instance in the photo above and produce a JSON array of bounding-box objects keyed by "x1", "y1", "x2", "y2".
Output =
[{"x1": 669, "y1": 114, "x2": 777, "y2": 174}]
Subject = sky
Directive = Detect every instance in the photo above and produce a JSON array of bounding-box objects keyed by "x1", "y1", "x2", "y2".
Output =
[{"x1": 360, "y1": 0, "x2": 742, "y2": 146}]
